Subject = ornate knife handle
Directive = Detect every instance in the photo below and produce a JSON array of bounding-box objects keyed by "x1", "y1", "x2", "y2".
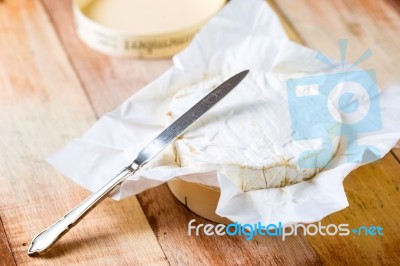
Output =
[{"x1": 28, "y1": 166, "x2": 137, "y2": 256}]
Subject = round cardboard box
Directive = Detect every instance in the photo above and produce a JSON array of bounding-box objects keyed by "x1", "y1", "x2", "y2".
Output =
[
  {"x1": 73, "y1": 0, "x2": 226, "y2": 58},
  {"x1": 167, "y1": 179, "x2": 231, "y2": 224}
]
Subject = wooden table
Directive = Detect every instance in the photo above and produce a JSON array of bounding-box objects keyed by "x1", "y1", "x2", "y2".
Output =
[{"x1": 1, "y1": 0, "x2": 399, "y2": 265}]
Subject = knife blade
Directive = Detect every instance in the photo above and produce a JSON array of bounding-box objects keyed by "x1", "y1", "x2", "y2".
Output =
[{"x1": 28, "y1": 69, "x2": 249, "y2": 256}]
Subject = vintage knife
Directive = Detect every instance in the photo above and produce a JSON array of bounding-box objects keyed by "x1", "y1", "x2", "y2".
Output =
[{"x1": 28, "y1": 70, "x2": 249, "y2": 256}]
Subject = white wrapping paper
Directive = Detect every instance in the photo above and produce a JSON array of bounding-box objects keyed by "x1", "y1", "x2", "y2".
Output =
[{"x1": 49, "y1": 0, "x2": 400, "y2": 225}]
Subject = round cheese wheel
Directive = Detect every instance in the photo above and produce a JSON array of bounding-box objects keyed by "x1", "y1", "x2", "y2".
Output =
[{"x1": 166, "y1": 71, "x2": 341, "y2": 191}]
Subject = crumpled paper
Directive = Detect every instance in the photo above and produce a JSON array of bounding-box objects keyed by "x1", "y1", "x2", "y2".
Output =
[{"x1": 49, "y1": 0, "x2": 400, "y2": 225}]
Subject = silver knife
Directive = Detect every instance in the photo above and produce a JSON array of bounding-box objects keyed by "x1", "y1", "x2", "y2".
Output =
[{"x1": 28, "y1": 70, "x2": 249, "y2": 256}]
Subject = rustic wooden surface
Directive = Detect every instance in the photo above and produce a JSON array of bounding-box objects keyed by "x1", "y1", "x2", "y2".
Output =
[
  {"x1": 0, "y1": 0, "x2": 167, "y2": 265},
  {"x1": 0, "y1": 0, "x2": 399, "y2": 265},
  {"x1": 272, "y1": 0, "x2": 400, "y2": 264}
]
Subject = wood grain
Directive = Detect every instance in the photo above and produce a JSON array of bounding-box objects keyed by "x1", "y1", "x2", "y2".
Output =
[
  {"x1": 138, "y1": 184, "x2": 322, "y2": 266},
  {"x1": 0, "y1": 216, "x2": 16, "y2": 265},
  {"x1": 274, "y1": 0, "x2": 400, "y2": 264},
  {"x1": 275, "y1": 0, "x2": 400, "y2": 89},
  {"x1": 308, "y1": 154, "x2": 400, "y2": 265},
  {"x1": 41, "y1": 0, "x2": 171, "y2": 117},
  {"x1": 393, "y1": 148, "x2": 400, "y2": 162},
  {"x1": 0, "y1": 0, "x2": 167, "y2": 265}
]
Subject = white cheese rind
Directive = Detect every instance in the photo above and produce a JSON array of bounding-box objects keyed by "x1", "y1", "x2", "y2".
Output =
[{"x1": 167, "y1": 71, "x2": 340, "y2": 192}]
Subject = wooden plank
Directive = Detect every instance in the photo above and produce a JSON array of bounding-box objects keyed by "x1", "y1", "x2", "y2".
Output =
[
  {"x1": 0, "y1": 0, "x2": 167, "y2": 265},
  {"x1": 307, "y1": 154, "x2": 400, "y2": 265},
  {"x1": 393, "y1": 148, "x2": 400, "y2": 162},
  {"x1": 41, "y1": 0, "x2": 171, "y2": 117},
  {"x1": 0, "y1": 216, "x2": 16, "y2": 266},
  {"x1": 137, "y1": 184, "x2": 322, "y2": 265},
  {"x1": 273, "y1": 0, "x2": 400, "y2": 264},
  {"x1": 42, "y1": 0, "x2": 324, "y2": 265},
  {"x1": 275, "y1": 0, "x2": 400, "y2": 89}
]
